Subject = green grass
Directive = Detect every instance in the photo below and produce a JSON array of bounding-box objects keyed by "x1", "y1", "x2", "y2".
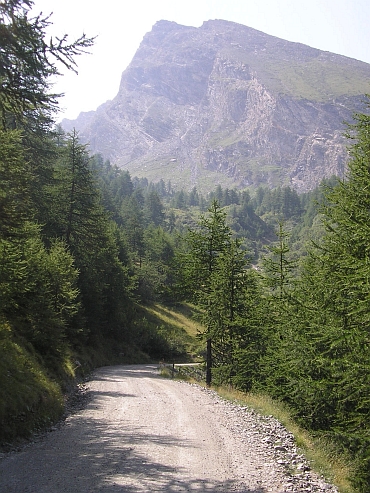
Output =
[
  {"x1": 121, "y1": 153, "x2": 241, "y2": 196},
  {"x1": 0, "y1": 322, "x2": 65, "y2": 445},
  {"x1": 275, "y1": 59, "x2": 370, "y2": 101},
  {"x1": 137, "y1": 302, "x2": 205, "y2": 361},
  {"x1": 144, "y1": 302, "x2": 203, "y2": 339},
  {"x1": 226, "y1": 45, "x2": 370, "y2": 101}
]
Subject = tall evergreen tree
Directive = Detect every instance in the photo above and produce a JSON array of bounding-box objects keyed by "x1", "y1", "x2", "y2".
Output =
[
  {"x1": 182, "y1": 200, "x2": 232, "y2": 302},
  {"x1": 182, "y1": 200, "x2": 265, "y2": 387},
  {"x1": 0, "y1": 129, "x2": 31, "y2": 238},
  {"x1": 257, "y1": 99, "x2": 370, "y2": 490},
  {"x1": 47, "y1": 131, "x2": 133, "y2": 336},
  {"x1": 203, "y1": 238, "x2": 263, "y2": 387},
  {"x1": 262, "y1": 222, "x2": 296, "y2": 299},
  {"x1": 144, "y1": 190, "x2": 165, "y2": 226},
  {"x1": 0, "y1": 0, "x2": 94, "y2": 130}
]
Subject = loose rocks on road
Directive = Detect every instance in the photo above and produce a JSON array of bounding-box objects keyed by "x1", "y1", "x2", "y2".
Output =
[{"x1": 0, "y1": 365, "x2": 339, "y2": 492}]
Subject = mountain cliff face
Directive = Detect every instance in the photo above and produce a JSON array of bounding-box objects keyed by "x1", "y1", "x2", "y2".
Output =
[{"x1": 62, "y1": 20, "x2": 370, "y2": 193}]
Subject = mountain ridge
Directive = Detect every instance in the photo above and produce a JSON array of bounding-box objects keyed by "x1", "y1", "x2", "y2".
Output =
[{"x1": 62, "y1": 19, "x2": 370, "y2": 193}]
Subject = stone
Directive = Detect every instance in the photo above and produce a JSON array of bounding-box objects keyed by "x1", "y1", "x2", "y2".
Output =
[{"x1": 63, "y1": 20, "x2": 370, "y2": 194}]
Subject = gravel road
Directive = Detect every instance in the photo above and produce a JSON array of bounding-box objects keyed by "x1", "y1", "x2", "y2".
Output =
[{"x1": 0, "y1": 365, "x2": 338, "y2": 492}]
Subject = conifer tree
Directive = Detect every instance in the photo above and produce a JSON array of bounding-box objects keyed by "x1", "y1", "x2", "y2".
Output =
[
  {"x1": 182, "y1": 199, "x2": 232, "y2": 302},
  {"x1": 182, "y1": 200, "x2": 265, "y2": 387},
  {"x1": 144, "y1": 190, "x2": 165, "y2": 226},
  {"x1": 0, "y1": 129, "x2": 31, "y2": 238},
  {"x1": 48, "y1": 131, "x2": 132, "y2": 336},
  {"x1": 262, "y1": 222, "x2": 296, "y2": 299},
  {"x1": 261, "y1": 99, "x2": 370, "y2": 490},
  {"x1": 0, "y1": 0, "x2": 94, "y2": 130},
  {"x1": 204, "y1": 238, "x2": 263, "y2": 387},
  {"x1": 0, "y1": 0, "x2": 96, "y2": 366}
]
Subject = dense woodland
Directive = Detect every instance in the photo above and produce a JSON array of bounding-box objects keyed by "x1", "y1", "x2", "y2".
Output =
[{"x1": 2, "y1": 1, "x2": 370, "y2": 490}]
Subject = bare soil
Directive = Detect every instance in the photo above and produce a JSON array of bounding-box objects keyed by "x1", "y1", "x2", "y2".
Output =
[{"x1": 0, "y1": 365, "x2": 338, "y2": 492}]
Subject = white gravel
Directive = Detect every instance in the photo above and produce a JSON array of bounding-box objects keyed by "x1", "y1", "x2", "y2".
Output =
[{"x1": 0, "y1": 364, "x2": 339, "y2": 492}]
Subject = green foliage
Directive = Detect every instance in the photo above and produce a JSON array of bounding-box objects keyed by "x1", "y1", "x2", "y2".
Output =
[
  {"x1": 253, "y1": 99, "x2": 370, "y2": 491},
  {"x1": 255, "y1": 186, "x2": 302, "y2": 220},
  {"x1": 182, "y1": 200, "x2": 267, "y2": 387},
  {"x1": 182, "y1": 200, "x2": 232, "y2": 300},
  {"x1": 130, "y1": 303, "x2": 202, "y2": 362},
  {"x1": 144, "y1": 190, "x2": 165, "y2": 226},
  {"x1": 0, "y1": 0, "x2": 94, "y2": 129},
  {"x1": 0, "y1": 128, "x2": 32, "y2": 237},
  {"x1": 0, "y1": 0, "x2": 140, "y2": 442},
  {"x1": 0, "y1": 222, "x2": 79, "y2": 362},
  {"x1": 262, "y1": 222, "x2": 297, "y2": 298}
]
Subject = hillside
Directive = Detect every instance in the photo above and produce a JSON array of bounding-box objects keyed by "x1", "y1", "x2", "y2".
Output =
[{"x1": 62, "y1": 19, "x2": 370, "y2": 193}]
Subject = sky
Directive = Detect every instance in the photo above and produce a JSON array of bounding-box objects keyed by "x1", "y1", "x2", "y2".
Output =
[{"x1": 31, "y1": 0, "x2": 370, "y2": 121}]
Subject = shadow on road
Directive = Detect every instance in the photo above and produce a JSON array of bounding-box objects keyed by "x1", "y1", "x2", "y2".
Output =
[
  {"x1": 68, "y1": 417, "x2": 267, "y2": 492},
  {"x1": 0, "y1": 366, "x2": 270, "y2": 492},
  {"x1": 0, "y1": 412, "x2": 268, "y2": 492}
]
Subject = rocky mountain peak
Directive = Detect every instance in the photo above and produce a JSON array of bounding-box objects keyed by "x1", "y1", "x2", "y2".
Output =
[{"x1": 62, "y1": 19, "x2": 370, "y2": 193}]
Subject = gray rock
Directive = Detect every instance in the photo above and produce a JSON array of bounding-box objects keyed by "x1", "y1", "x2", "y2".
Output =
[{"x1": 62, "y1": 20, "x2": 370, "y2": 194}]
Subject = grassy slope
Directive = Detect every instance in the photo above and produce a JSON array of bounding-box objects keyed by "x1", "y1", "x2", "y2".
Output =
[
  {"x1": 0, "y1": 322, "x2": 65, "y2": 445},
  {"x1": 134, "y1": 302, "x2": 204, "y2": 362},
  {"x1": 227, "y1": 44, "x2": 370, "y2": 101}
]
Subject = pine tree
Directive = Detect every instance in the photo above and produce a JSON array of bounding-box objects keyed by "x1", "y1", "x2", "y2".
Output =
[
  {"x1": 262, "y1": 221, "x2": 296, "y2": 299},
  {"x1": 0, "y1": 0, "x2": 96, "y2": 367},
  {"x1": 48, "y1": 131, "x2": 133, "y2": 336},
  {"x1": 204, "y1": 238, "x2": 263, "y2": 387},
  {"x1": 0, "y1": 129, "x2": 31, "y2": 238},
  {"x1": 182, "y1": 200, "x2": 266, "y2": 387},
  {"x1": 182, "y1": 200, "x2": 232, "y2": 302},
  {"x1": 261, "y1": 99, "x2": 370, "y2": 490},
  {"x1": 0, "y1": 0, "x2": 94, "y2": 130},
  {"x1": 144, "y1": 190, "x2": 165, "y2": 226}
]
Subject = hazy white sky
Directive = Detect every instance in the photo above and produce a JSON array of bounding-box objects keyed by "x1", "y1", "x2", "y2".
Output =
[{"x1": 31, "y1": 0, "x2": 370, "y2": 121}]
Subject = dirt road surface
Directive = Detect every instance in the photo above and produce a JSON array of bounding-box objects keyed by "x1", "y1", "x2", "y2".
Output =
[{"x1": 0, "y1": 365, "x2": 338, "y2": 492}]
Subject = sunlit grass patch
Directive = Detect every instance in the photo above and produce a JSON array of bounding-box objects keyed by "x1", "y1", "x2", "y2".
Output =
[
  {"x1": 146, "y1": 302, "x2": 203, "y2": 338},
  {"x1": 138, "y1": 302, "x2": 205, "y2": 362}
]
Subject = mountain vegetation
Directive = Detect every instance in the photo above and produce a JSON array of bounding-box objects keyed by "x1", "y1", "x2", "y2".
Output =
[{"x1": 2, "y1": 2, "x2": 370, "y2": 491}]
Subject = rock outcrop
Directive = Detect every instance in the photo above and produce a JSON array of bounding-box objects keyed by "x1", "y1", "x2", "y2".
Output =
[{"x1": 62, "y1": 20, "x2": 370, "y2": 193}]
